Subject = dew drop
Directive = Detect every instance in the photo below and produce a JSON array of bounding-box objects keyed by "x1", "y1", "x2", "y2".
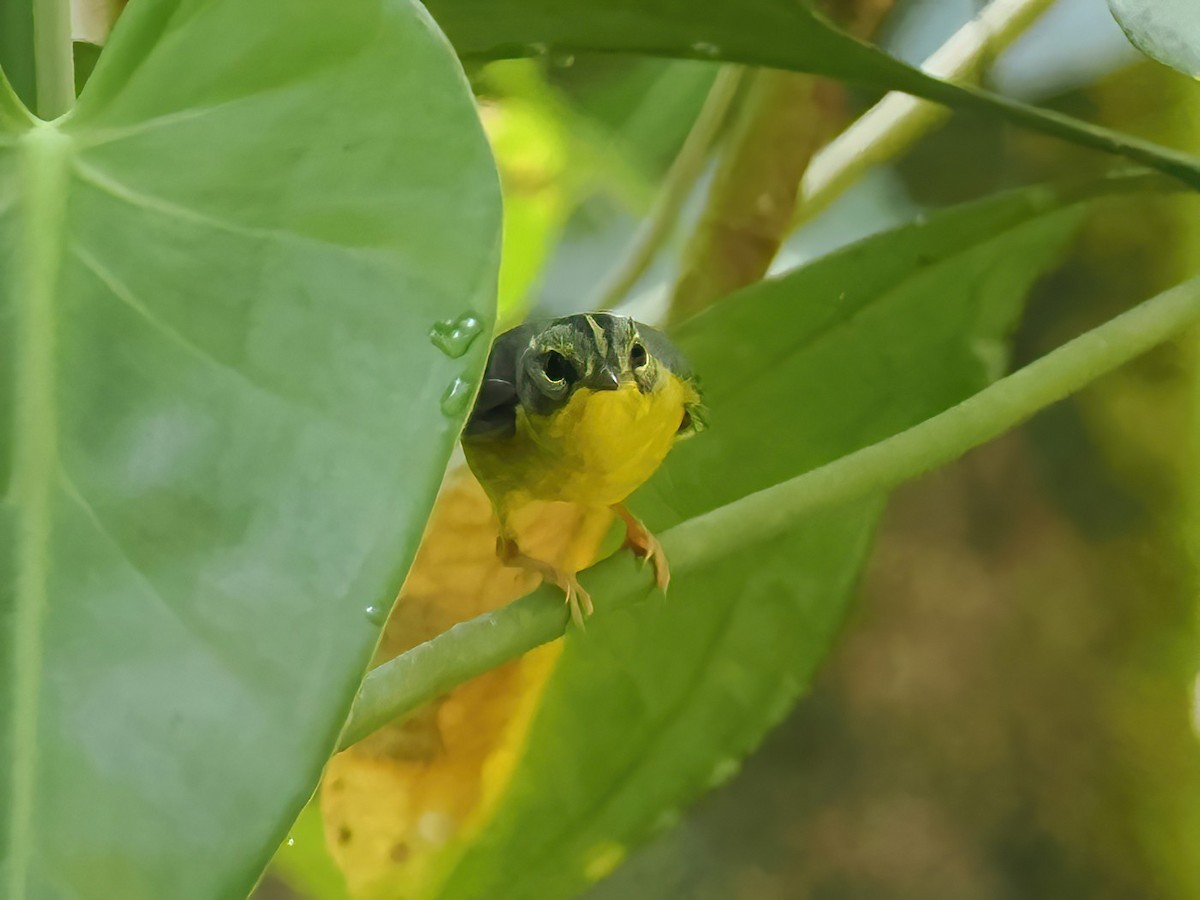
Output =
[
  {"x1": 527, "y1": 41, "x2": 549, "y2": 57},
  {"x1": 553, "y1": 52, "x2": 576, "y2": 67},
  {"x1": 429, "y1": 313, "x2": 484, "y2": 358},
  {"x1": 286, "y1": 837, "x2": 295, "y2": 848},
  {"x1": 691, "y1": 41, "x2": 721, "y2": 57},
  {"x1": 365, "y1": 603, "x2": 388, "y2": 626},
  {"x1": 440, "y1": 377, "x2": 474, "y2": 416}
]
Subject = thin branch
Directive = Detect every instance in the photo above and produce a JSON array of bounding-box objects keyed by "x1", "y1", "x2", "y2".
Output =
[
  {"x1": 669, "y1": 0, "x2": 897, "y2": 323},
  {"x1": 667, "y1": 68, "x2": 838, "y2": 324},
  {"x1": 32, "y1": 0, "x2": 73, "y2": 119},
  {"x1": 587, "y1": 65, "x2": 746, "y2": 310},
  {"x1": 339, "y1": 273, "x2": 1200, "y2": 749},
  {"x1": 794, "y1": 0, "x2": 1060, "y2": 230}
]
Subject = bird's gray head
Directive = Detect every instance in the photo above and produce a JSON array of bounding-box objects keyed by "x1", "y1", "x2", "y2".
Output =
[{"x1": 516, "y1": 313, "x2": 661, "y2": 415}]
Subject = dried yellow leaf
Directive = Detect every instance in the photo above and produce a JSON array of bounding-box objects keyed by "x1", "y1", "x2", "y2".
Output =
[{"x1": 321, "y1": 463, "x2": 612, "y2": 898}]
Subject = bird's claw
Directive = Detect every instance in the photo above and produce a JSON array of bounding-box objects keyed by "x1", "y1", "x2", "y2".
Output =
[
  {"x1": 553, "y1": 572, "x2": 594, "y2": 629},
  {"x1": 498, "y1": 534, "x2": 594, "y2": 627},
  {"x1": 614, "y1": 504, "x2": 670, "y2": 592},
  {"x1": 625, "y1": 530, "x2": 670, "y2": 592}
]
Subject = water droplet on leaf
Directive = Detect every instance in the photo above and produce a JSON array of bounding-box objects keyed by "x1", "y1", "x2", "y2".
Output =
[
  {"x1": 441, "y1": 377, "x2": 473, "y2": 416},
  {"x1": 429, "y1": 313, "x2": 483, "y2": 358},
  {"x1": 691, "y1": 41, "x2": 721, "y2": 57},
  {"x1": 365, "y1": 604, "x2": 387, "y2": 626},
  {"x1": 527, "y1": 41, "x2": 549, "y2": 57}
]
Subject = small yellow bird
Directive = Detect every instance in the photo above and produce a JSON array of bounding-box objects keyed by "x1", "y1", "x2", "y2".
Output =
[{"x1": 461, "y1": 313, "x2": 705, "y2": 625}]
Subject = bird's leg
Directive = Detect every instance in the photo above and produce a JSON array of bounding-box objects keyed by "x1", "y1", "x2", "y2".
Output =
[
  {"x1": 613, "y1": 503, "x2": 670, "y2": 592},
  {"x1": 496, "y1": 533, "x2": 594, "y2": 627}
]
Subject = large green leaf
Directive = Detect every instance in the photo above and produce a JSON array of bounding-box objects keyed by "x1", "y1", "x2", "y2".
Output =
[
  {"x1": 422, "y1": 0, "x2": 1200, "y2": 190},
  {"x1": 428, "y1": 182, "x2": 1100, "y2": 899},
  {"x1": 427, "y1": 0, "x2": 882, "y2": 79},
  {"x1": 0, "y1": 1, "x2": 500, "y2": 898},
  {"x1": 1109, "y1": 0, "x2": 1200, "y2": 78}
]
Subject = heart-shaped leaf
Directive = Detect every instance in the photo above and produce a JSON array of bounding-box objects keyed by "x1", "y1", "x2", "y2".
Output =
[
  {"x1": 0, "y1": 1, "x2": 500, "y2": 897},
  {"x1": 1109, "y1": 0, "x2": 1200, "y2": 78}
]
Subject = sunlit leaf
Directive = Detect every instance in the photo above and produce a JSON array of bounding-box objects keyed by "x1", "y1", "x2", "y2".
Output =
[
  {"x1": 481, "y1": 95, "x2": 571, "y2": 325},
  {"x1": 0, "y1": 0, "x2": 499, "y2": 897}
]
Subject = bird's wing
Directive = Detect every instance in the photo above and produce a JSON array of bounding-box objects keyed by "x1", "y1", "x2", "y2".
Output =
[{"x1": 462, "y1": 323, "x2": 535, "y2": 438}]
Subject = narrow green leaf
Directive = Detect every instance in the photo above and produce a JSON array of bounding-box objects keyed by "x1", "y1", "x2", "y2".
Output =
[
  {"x1": 1109, "y1": 0, "x2": 1200, "y2": 78},
  {"x1": 0, "y1": 0, "x2": 36, "y2": 111},
  {"x1": 73, "y1": 42, "x2": 104, "y2": 97},
  {"x1": 30, "y1": 0, "x2": 74, "y2": 120},
  {"x1": 0, "y1": 65, "x2": 34, "y2": 129},
  {"x1": 422, "y1": 0, "x2": 1200, "y2": 190},
  {"x1": 0, "y1": 1, "x2": 500, "y2": 899},
  {"x1": 423, "y1": 182, "x2": 1110, "y2": 898}
]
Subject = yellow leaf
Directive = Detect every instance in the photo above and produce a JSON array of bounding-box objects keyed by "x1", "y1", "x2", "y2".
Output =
[{"x1": 321, "y1": 464, "x2": 612, "y2": 899}]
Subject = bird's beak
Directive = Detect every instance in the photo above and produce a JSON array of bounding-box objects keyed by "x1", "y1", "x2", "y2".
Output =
[{"x1": 594, "y1": 367, "x2": 621, "y2": 391}]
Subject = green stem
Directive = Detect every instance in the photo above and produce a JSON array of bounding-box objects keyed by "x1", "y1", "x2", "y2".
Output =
[
  {"x1": 795, "y1": 0, "x2": 1058, "y2": 230},
  {"x1": 588, "y1": 66, "x2": 746, "y2": 310},
  {"x1": 857, "y1": 50, "x2": 1200, "y2": 191},
  {"x1": 340, "y1": 274, "x2": 1200, "y2": 749},
  {"x1": 32, "y1": 0, "x2": 73, "y2": 120},
  {"x1": 667, "y1": 67, "x2": 834, "y2": 324},
  {"x1": 7, "y1": 124, "x2": 69, "y2": 900}
]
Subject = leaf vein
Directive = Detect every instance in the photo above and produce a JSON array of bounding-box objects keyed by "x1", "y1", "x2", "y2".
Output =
[
  {"x1": 70, "y1": 156, "x2": 373, "y2": 253},
  {"x1": 70, "y1": 241, "x2": 351, "y2": 426},
  {"x1": 57, "y1": 471, "x2": 196, "y2": 631},
  {"x1": 57, "y1": 470, "x2": 279, "y2": 690}
]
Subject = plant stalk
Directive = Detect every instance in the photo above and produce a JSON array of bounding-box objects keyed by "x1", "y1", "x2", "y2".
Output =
[
  {"x1": 589, "y1": 65, "x2": 746, "y2": 311},
  {"x1": 32, "y1": 0, "x2": 74, "y2": 120},
  {"x1": 340, "y1": 273, "x2": 1200, "y2": 749},
  {"x1": 667, "y1": 67, "x2": 839, "y2": 323},
  {"x1": 795, "y1": 0, "x2": 1059, "y2": 230}
]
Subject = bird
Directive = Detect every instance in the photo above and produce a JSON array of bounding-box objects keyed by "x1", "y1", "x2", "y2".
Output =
[{"x1": 461, "y1": 312, "x2": 705, "y2": 626}]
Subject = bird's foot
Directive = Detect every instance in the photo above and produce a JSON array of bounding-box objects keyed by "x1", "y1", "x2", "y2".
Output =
[
  {"x1": 497, "y1": 535, "x2": 594, "y2": 627},
  {"x1": 613, "y1": 504, "x2": 670, "y2": 592}
]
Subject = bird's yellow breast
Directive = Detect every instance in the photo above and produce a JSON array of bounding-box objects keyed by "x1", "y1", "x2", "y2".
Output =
[{"x1": 464, "y1": 375, "x2": 692, "y2": 517}]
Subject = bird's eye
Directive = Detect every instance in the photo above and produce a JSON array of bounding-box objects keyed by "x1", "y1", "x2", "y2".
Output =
[
  {"x1": 542, "y1": 350, "x2": 574, "y2": 384},
  {"x1": 629, "y1": 342, "x2": 648, "y2": 369}
]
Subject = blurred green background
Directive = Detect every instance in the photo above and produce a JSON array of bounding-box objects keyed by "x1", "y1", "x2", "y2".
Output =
[{"x1": 260, "y1": 1, "x2": 1200, "y2": 896}]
